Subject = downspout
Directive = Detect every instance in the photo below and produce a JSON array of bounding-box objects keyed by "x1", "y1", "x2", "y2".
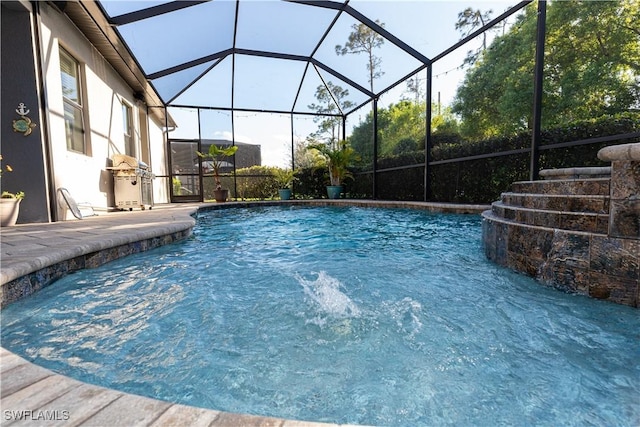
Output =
[{"x1": 32, "y1": 0, "x2": 55, "y2": 222}]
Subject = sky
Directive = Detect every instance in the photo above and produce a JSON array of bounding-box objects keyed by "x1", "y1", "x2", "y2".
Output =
[{"x1": 100, "y1": 0, "x2": 524, "y2": 167}]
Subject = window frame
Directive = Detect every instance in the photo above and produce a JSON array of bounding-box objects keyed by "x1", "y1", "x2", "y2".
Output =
[
  {"x1": 59, "y1": 47, "x2": 86, "y2": 154},
  {"x1": 121, "y1": 100, "x2": 135, "y2": 157}
]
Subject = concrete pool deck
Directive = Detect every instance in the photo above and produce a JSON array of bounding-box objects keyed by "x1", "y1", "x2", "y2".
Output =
[{"x1": 1, "y1": 200, "x2": 488, "y2": 426}]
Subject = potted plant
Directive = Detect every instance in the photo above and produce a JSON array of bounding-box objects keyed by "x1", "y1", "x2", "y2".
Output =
[
  {"x1": 0, "y1": 154, "x2": 24, "y2": 226},
  {"x1": 196, "y1": 144, "x2": 239, "y2": 202},
  {"x1": 273, "y1": 168, "x2": 297, "y2": 200},
  {"x1": 307, "y1": 140, "x2": 358, "y2": 199}
]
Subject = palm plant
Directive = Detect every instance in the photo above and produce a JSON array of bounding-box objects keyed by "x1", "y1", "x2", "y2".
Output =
[
  {"x1": 196, "y1": 144, "x2": 238, "y2": 189},
  {"x1": 307, "y1": 140, "x2": 358, "y2": 186},
  {"x1": 273, "y1": 168, "x2": 297, "y2": 189}
]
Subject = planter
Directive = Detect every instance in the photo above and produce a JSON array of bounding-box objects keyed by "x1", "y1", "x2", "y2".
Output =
[
  {"x1": 326, "y1": 185, "x2": 343, "y2": 199},
  {"x1": 278, "y1": 188, "x2": 292, "y2": 200},
  {"x1": 0, "y1": 198, "x2": 21, "y2": 226},
  {"x1": 213, "y1": 189, "x2": 229, "y2": 203}
]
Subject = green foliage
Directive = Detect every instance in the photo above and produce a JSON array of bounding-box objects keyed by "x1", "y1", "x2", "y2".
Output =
[
  {"x1": 295, "y1": 166, "x2": 330, "y2": 199},
  {"x1": 452, "y1": 1, "x2": 640, "y2": 139},
  {"x1": 364, "y1": 113, "x2": 639, "y2": 203},
  {"x1": 202, "y1": 165, "x2": 281, "y2": 201},
  {"x1": 1, "y1": 191, "x2": 24, "y2": 200},
  {"x1": 0, "y1": 154, "x2": 24, "y2": 200},
  {"x1": 273, "y1": 168, "x2": 297, "y2": 189},
  {"x1": 348, "y1": 100, "x2": 460, "y2": 164},
  {"x1": 172, "y1": 177, "x2": 182, "y2": 196},
  {"x1": 196, "y1": 144, "x2": 239, "y2": 188},
  {"x1": 234, "y1": 166, "x2": 279, "y2": 200},
  {"x1": 307, "y1": 140, "x2": 359, "y2": 186},
  {"x1": 378, "y1": 100, "x2": 426, "y2": 157},
  {"x1": 432, "y1": 113, "x2": 640, "y2": 162}
]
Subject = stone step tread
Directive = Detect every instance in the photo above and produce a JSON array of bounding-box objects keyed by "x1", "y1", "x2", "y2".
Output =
[
  {"x1": 511, "y1": 178, "x2": 610, "y2": 196},
  {"x1": 513, "y1": 177, "x2": 611, "y2": 184},
  {"x1": 482, "y1": 210, "x2": 610, "y2": 242},
  {"x1": 491, "y1": 201, "x2": 609, "y2": 234},
  {"x1": 500, "y1": 192, "x2": 609, "y2": 214},
  {"x1": 539, "y1": 166, "x2": 612, "y2": 180},
  {"x1": 501, "y1": 192, "x2": 609, "y2": 199}
]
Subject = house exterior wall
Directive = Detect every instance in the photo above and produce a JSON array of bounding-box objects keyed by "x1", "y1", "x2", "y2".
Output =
[
  {"x1": 38, "y1": 2, "x2": 168, "y2": 219},
  {"x1": 1, "y1": 2, "x2": 170, "y2": 224},
  {"x1": 1, "y1": 1, "x2": 50, "y2": 224}
]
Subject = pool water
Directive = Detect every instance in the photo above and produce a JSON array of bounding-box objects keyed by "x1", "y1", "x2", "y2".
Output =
[{"x1": 2, "y1": 206, "x2": 639, "y2": 426}]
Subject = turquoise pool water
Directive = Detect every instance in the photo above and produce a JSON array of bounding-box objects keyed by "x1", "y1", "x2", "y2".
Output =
[{"x1": 2, "y1": 206, "x2": 639, "y2": 426}]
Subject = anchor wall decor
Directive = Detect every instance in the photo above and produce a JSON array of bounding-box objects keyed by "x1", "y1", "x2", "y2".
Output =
[{"x1": 13, "y1": 103, "x2": 37, "y2": 136}]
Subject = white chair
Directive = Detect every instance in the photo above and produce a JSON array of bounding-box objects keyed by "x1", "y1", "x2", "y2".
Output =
[{"x1": 57, "y1": 188, "x2": 97, "y2": 219}]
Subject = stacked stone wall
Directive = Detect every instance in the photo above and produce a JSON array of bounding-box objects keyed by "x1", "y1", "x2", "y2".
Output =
[{"x1": 482, "y1": 143, "x2": 639, "y2": 307}]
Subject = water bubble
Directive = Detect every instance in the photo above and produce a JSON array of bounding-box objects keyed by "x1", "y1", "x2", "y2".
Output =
[{"x1": 296, "y1": 271, "x2": 360, "y2": 319}]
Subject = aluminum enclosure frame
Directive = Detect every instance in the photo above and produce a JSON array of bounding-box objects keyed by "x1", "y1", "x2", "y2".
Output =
[{"x1": 94, "y1": 0, "x2": 572, "y2": 201}]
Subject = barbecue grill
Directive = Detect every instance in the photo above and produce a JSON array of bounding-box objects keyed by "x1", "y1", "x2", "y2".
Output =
[{"x1": 108, "y1": 154, "x2": 155, "y2": 210}]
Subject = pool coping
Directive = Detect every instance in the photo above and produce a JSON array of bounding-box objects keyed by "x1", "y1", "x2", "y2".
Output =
[{"x1": 1, "y1": 200, "x2": 489, "y2": 426}]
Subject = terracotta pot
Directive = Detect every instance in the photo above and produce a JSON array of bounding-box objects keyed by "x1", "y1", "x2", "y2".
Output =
[
  {"x1": 213, "y1": 188, "x2": 229, "y2": 202},
  {"x1": 0, "y1": 198, "x2": 21, "y2": 226}
]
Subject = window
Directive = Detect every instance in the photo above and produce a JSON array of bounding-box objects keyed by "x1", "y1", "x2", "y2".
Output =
[
  {"x1": 122, "y1": 101, "x2": 134, "y2": 157},
  {"x1": 59, "y1": 48, "x2": 85, "y2": 153}
]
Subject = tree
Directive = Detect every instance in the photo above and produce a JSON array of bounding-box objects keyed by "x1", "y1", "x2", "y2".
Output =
[
  {"x1": 432, "y1": 106, "x2": 461, "y2": 135},
  {"x1": 543, "y1": 0, "x2": 640, "y2": 122},
  {"x1": 293, "y1": 138, "x2": 318, "y2": 169},
  {"x1": 378, "y1": 100, "x2": 426, "y2": 157},
  {"x1": 348, "y1": 100, "x2": 460, "y2": 163},
  {"x1": 404, "y1": 76, "x2": 424, "y2": 103},
  {"x1": 307, "y1": 81, "x2": 354, "y2": 147},
  {"x1": 335, "y1": 21, "x2": 385, "y2": 93},
  {"x1": 455, "y1": 7, "x2": 494, "y2": 65},
  {"x1": 452, "y1": 1, "x2": 640, "y2": 139}
]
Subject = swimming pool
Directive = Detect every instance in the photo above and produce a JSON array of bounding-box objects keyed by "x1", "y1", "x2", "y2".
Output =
[{"x1": 2, "y1": 206, "x2": 638, "y2": 426}]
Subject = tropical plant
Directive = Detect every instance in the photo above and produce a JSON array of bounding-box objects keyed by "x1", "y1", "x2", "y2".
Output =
[
  {"x1": 196, "y1": 144, "x2": 238, "y2": 189},
  {"x1": 0, "y1": 154, "x2": 24, "y2": 200},
  {"x1": 273, "y1": 168, "x2": 297, "y2": 189},
  {"x1": 307, "y1": 140, "x2": 359, "y2": 186},
  {"x1": 172, "y1": 177, "x2": 182, "y2": 195}
]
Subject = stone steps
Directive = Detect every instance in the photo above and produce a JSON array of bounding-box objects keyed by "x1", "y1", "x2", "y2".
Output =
[
  {"x1": 499, "y1": 192, "x2": 609, "y2": 215},
  {"x1": 510, "y1": 177, "x2": 610, "y2": 196},
  {"x1": 493, "y1": 177, "x2": 611, "y2": 233},
  {"x1": 492, "y1": 169, "x2": 612, "y2": 233},
  {"x1": 491, "y1": 201, "x2": 609, "y2": 234},
  {"x1": 482, "y1": 144, "x2": 639, "y2": 307}
]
